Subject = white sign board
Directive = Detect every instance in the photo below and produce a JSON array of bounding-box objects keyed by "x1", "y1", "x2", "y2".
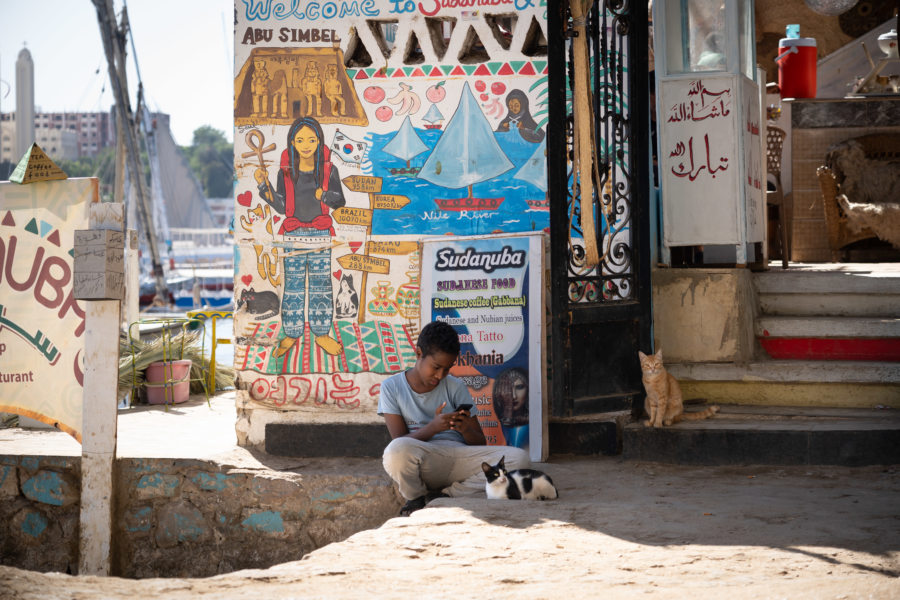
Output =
[
  {"x1": 659, "y1": 76, "x2": 741, "y2": 246},
  {"x1": 420, "y1": 232, "x2": 547, "y2": 462}
]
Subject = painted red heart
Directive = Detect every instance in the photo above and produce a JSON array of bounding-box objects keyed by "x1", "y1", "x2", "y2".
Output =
[
  {"x1": 349, "y1": 241, "x2": 363, "y2": 253},
  {"x1": 333, "y1": 270, "x2": 342, "y2": 280},
  {"x1": 272, "y1": 215, "x2": 281, "y2": 224},
  {"x1": 237, "y1": 191, "x2": 253, "y2": 207},
  {"x1": 241, "y1": 274, "x2": 253, "y2": 286}
]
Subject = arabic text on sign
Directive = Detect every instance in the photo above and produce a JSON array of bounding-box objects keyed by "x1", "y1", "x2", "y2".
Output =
[
  {"x1": 667, "y1": 80, "x2": 732, "y2": 124},
  {"x1": 669, "y1": 134, "x2": 729, "y2": 182}
]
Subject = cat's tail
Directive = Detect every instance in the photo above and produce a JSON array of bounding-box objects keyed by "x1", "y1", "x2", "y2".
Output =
[{"x1": 677, "y1": 405, "x2": 720, "y2": 421}]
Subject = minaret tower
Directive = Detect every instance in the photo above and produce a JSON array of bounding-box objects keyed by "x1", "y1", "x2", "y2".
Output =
[{"x1": 15, "y1": 46, "x2": 35, "y2": 159}]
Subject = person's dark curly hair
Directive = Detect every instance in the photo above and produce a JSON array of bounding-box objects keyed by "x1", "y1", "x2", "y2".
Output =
[{"x1": 417, "y1": 321, "x2": 460, "y2": 358}]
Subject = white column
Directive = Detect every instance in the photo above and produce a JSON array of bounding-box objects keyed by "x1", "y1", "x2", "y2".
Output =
[{"x1": 78, "y1": 203, "x2": 123, "y2": 576}]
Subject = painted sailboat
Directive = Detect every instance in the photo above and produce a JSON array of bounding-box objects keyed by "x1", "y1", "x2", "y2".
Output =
[
  {"x1": 514, "y1": 139, "x2": 549, "y2": 211},
  {"x1": 422, "y1": 103, "x2": 444, "y2": 130},
  {"x1": 417, "y1": 81, "x2": 514, "y2": 211},
  {"x1": 383, "y1": 115, "x2": 429, "y2": 176}
]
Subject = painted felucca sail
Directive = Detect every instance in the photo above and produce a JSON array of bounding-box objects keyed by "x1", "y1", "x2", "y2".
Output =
[
  {"x1": 382, "y1": 115, "x2": 429, "y2": 176},
  {"x1": 514, "y1": 139, "x2": 549, "y2": 211},
  {"x1": 417, "y1": 82, "x2": 514, "y2": 211},
  {"x1": 422, "y1": 102, "x2": 445, "y2": 129}
]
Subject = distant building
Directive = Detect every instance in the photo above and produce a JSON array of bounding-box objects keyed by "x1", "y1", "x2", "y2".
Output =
[
  {"x1": 37, "y1": 111, "x2": 116, "y2": 158},
  {"x1": 0, "y1": 110, "x2": 169, "y2": 163},
  {"x1": 0, "y1": 122, "x2": 14, "y2": 162},
  {"x1": 34, "y1": 124, "x2": 79, "y2": 161}
]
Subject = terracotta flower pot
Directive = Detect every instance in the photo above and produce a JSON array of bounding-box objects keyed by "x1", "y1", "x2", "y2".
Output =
[{"x1": 144, "y1": 359, "x2": 192, "y2": 405}]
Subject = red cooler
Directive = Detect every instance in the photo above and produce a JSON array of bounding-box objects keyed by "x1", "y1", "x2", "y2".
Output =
[{"x1": 777, "y1": 37, "x2": 817, "y2": 98}]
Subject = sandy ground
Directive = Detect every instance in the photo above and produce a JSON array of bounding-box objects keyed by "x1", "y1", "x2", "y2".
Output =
[{"x1": 2, "y1": 456, "x2": 898, "y2": 599}]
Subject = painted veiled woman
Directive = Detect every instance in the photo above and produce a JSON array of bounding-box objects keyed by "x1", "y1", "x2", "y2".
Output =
[
  {"x1": 495, "y1": 89, "x2": 545, "y2": 144},
  {"x1": 255, "y1": 117, "x2": 345, "y2": 358}
]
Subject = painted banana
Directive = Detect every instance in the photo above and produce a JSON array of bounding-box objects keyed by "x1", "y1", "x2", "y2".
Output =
[
  {"x1": 486, "y1": 97, "x2": 503, "y2": 118},
  {"x1": 387, "y1": 83, "x2": 421, "y2": 116}
]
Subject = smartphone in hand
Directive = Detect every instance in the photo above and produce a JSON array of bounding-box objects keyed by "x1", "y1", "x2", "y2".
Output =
[{"x1": 456, "y1": 403, "x2": 473, "y2": 414}]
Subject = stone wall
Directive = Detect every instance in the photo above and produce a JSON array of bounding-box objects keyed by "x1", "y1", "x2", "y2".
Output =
[
  {"x1": 0, "y1": 456, "x2": 81, "y2": 574},
  {"x1": 0, "y1": 454, "x2": 399, "y2": 577},
  {"x1": 651, "y1": 268, "x2": 759, "y2": 364}
]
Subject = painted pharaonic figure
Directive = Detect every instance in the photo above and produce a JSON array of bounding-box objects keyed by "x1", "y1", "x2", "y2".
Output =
[
  {"x1": 323, "y1": 63, "x2": 344, "y2": 117},
  {"x1": 302, "y1": 61, "x2": 323, "y2": 117},
  {"x1": 251, "y1": 58, "x2": 272, "y2": 117},
  {"x1": 254, "y1": 117, "x2": 345, "y2": 357}
]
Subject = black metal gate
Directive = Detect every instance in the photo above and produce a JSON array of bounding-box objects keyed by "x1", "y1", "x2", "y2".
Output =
[{"x1": 546, "y1": 1, "x2": 652, "y2": 418}]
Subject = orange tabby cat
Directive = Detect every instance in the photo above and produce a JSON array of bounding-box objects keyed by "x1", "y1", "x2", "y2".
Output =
[{"x1": 638, "y1": 349, "x2": 719, "y2": 427}]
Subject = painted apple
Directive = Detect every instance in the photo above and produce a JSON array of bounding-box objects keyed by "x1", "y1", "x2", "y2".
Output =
[
  {"x1": 474, "y1": 80, "x2": 486, "y2": 92},
  {"x1": 480, "y1": 93, "x2": 489, "y2": 102},
  {"x1": 491, "y1": 82, "x2": 506, "y2": 96},
  {"x1": 364, "y1": 86, "x2": 386, "y2": 103},
  {"x1": 426, "y1": 80, "x2": 446, "y2": 103},
  {"x1": 375, "y1": 105, "x2": 393, "y2": 121}
]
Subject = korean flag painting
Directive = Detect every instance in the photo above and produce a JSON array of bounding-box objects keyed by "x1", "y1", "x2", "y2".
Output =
[{"x1": 330, "y1": 129, "x2": 368, "y2": 165}]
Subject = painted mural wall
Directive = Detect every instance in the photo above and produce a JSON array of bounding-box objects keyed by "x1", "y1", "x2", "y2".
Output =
[{"x1": 233, "y1": 1, "x2": 550, "y2": 428}]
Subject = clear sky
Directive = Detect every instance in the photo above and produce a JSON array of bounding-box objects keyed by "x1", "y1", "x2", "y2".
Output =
[{"x1": 0, "y1": 0, "x2": 234, "y2": 146}]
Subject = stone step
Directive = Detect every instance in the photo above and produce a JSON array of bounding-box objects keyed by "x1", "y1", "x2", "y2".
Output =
[
  {"x1": 754, "y1": 267, "x2": 900, "y2": 296},
  {"x1": 754, "y1": 266, "x2": 900, "y2": 318},
  {"x1": 549, "y1": 411, "x2": 631, "y2": 456},
  {"x1": 265, "y1": 417, "x2": 632, "y2": 458},
  {"x1": 623, "y1": 405, "x2": 900, "y2": 466},
  {"x1": 666, "y1": 361, "x2": 900, "y2": 408},
  {"x1": 755, "y1": 316, "x2": 900, "y2": 338},
  {"x1": 668, "y1": 360, "x2": 900, "y2": 384},
  {"x1": 266, "y1": 423, "x2": 392, "y2": 458},
  {"x1": 755, "y1": 317, "x2": 900, "y2": 361},
  {"x1": 758, "y1": 292, "x2": 899, "y2": 317}
]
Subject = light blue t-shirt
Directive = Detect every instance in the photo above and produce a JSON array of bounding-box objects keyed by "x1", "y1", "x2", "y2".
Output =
[{"x1": 377, "y1": 371, "x2": 473, "y2": 443}]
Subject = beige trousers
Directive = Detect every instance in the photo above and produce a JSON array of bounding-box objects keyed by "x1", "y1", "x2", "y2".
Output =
[{"x1": 382, "y1": 437, "x2": 531, "y2": 500}]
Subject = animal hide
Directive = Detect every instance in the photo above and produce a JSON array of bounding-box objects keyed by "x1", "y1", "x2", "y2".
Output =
[
  {"x1": 826, "y1": 140, "x2": 900, "y2": 206},
  {"x1": 838, "y1": 196, "x2": 900, "y2": 250},
  {"x1": 826, "y1": 140, "x2": 900, "y2": 249}
]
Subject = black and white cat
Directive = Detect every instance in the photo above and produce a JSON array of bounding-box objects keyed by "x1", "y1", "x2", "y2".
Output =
[
  {"x1": 334, "y1": 274, "x2": 359, "y2": 319},
  {"x1": 481, "y1": 456, "x2": 558, "y2": 500},
  {"x1": 236, "y1": 287, "x2": 280, "y2": 321}
]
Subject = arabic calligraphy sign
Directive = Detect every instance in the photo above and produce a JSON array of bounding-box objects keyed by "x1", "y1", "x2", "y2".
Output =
[
  {"x1": 0, "y1": 178, "x2": 94, "y2": 441},
  {"x1": 659, "y1": 76, "x2": 741, "y2": 245},
  {"x1": 666, "y1": 80, "x2": 732, "y2": 182}
]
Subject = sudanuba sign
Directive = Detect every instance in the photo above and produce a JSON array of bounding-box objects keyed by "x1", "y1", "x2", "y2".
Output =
[{"x1": 420, "y1": 232, "x2": 546, "y2": 462}]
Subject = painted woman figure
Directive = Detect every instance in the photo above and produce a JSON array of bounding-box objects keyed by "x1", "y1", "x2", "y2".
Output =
[
  {"x1": 492, "y1": 367, "x2": 529, "y2": 447},
  {"x1": 255, "y1": 116, "x2": 345, "y2": 358},
  {"x1": 495, "y1": 89, "x2": 545, "y2": 144}
]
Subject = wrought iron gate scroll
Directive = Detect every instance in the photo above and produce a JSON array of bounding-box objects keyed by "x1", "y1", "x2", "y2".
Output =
[{"x1": 547, "y1": 1, "x2": 652, "y2": 418}]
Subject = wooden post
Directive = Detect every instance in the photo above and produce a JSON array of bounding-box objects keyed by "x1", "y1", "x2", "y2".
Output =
[
  {"x1": 76, "y1": 203, "x2": 124, "y2": 576},
  {"x1": 124, "y1": 229, "x2": 140, "y2": 340}
]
